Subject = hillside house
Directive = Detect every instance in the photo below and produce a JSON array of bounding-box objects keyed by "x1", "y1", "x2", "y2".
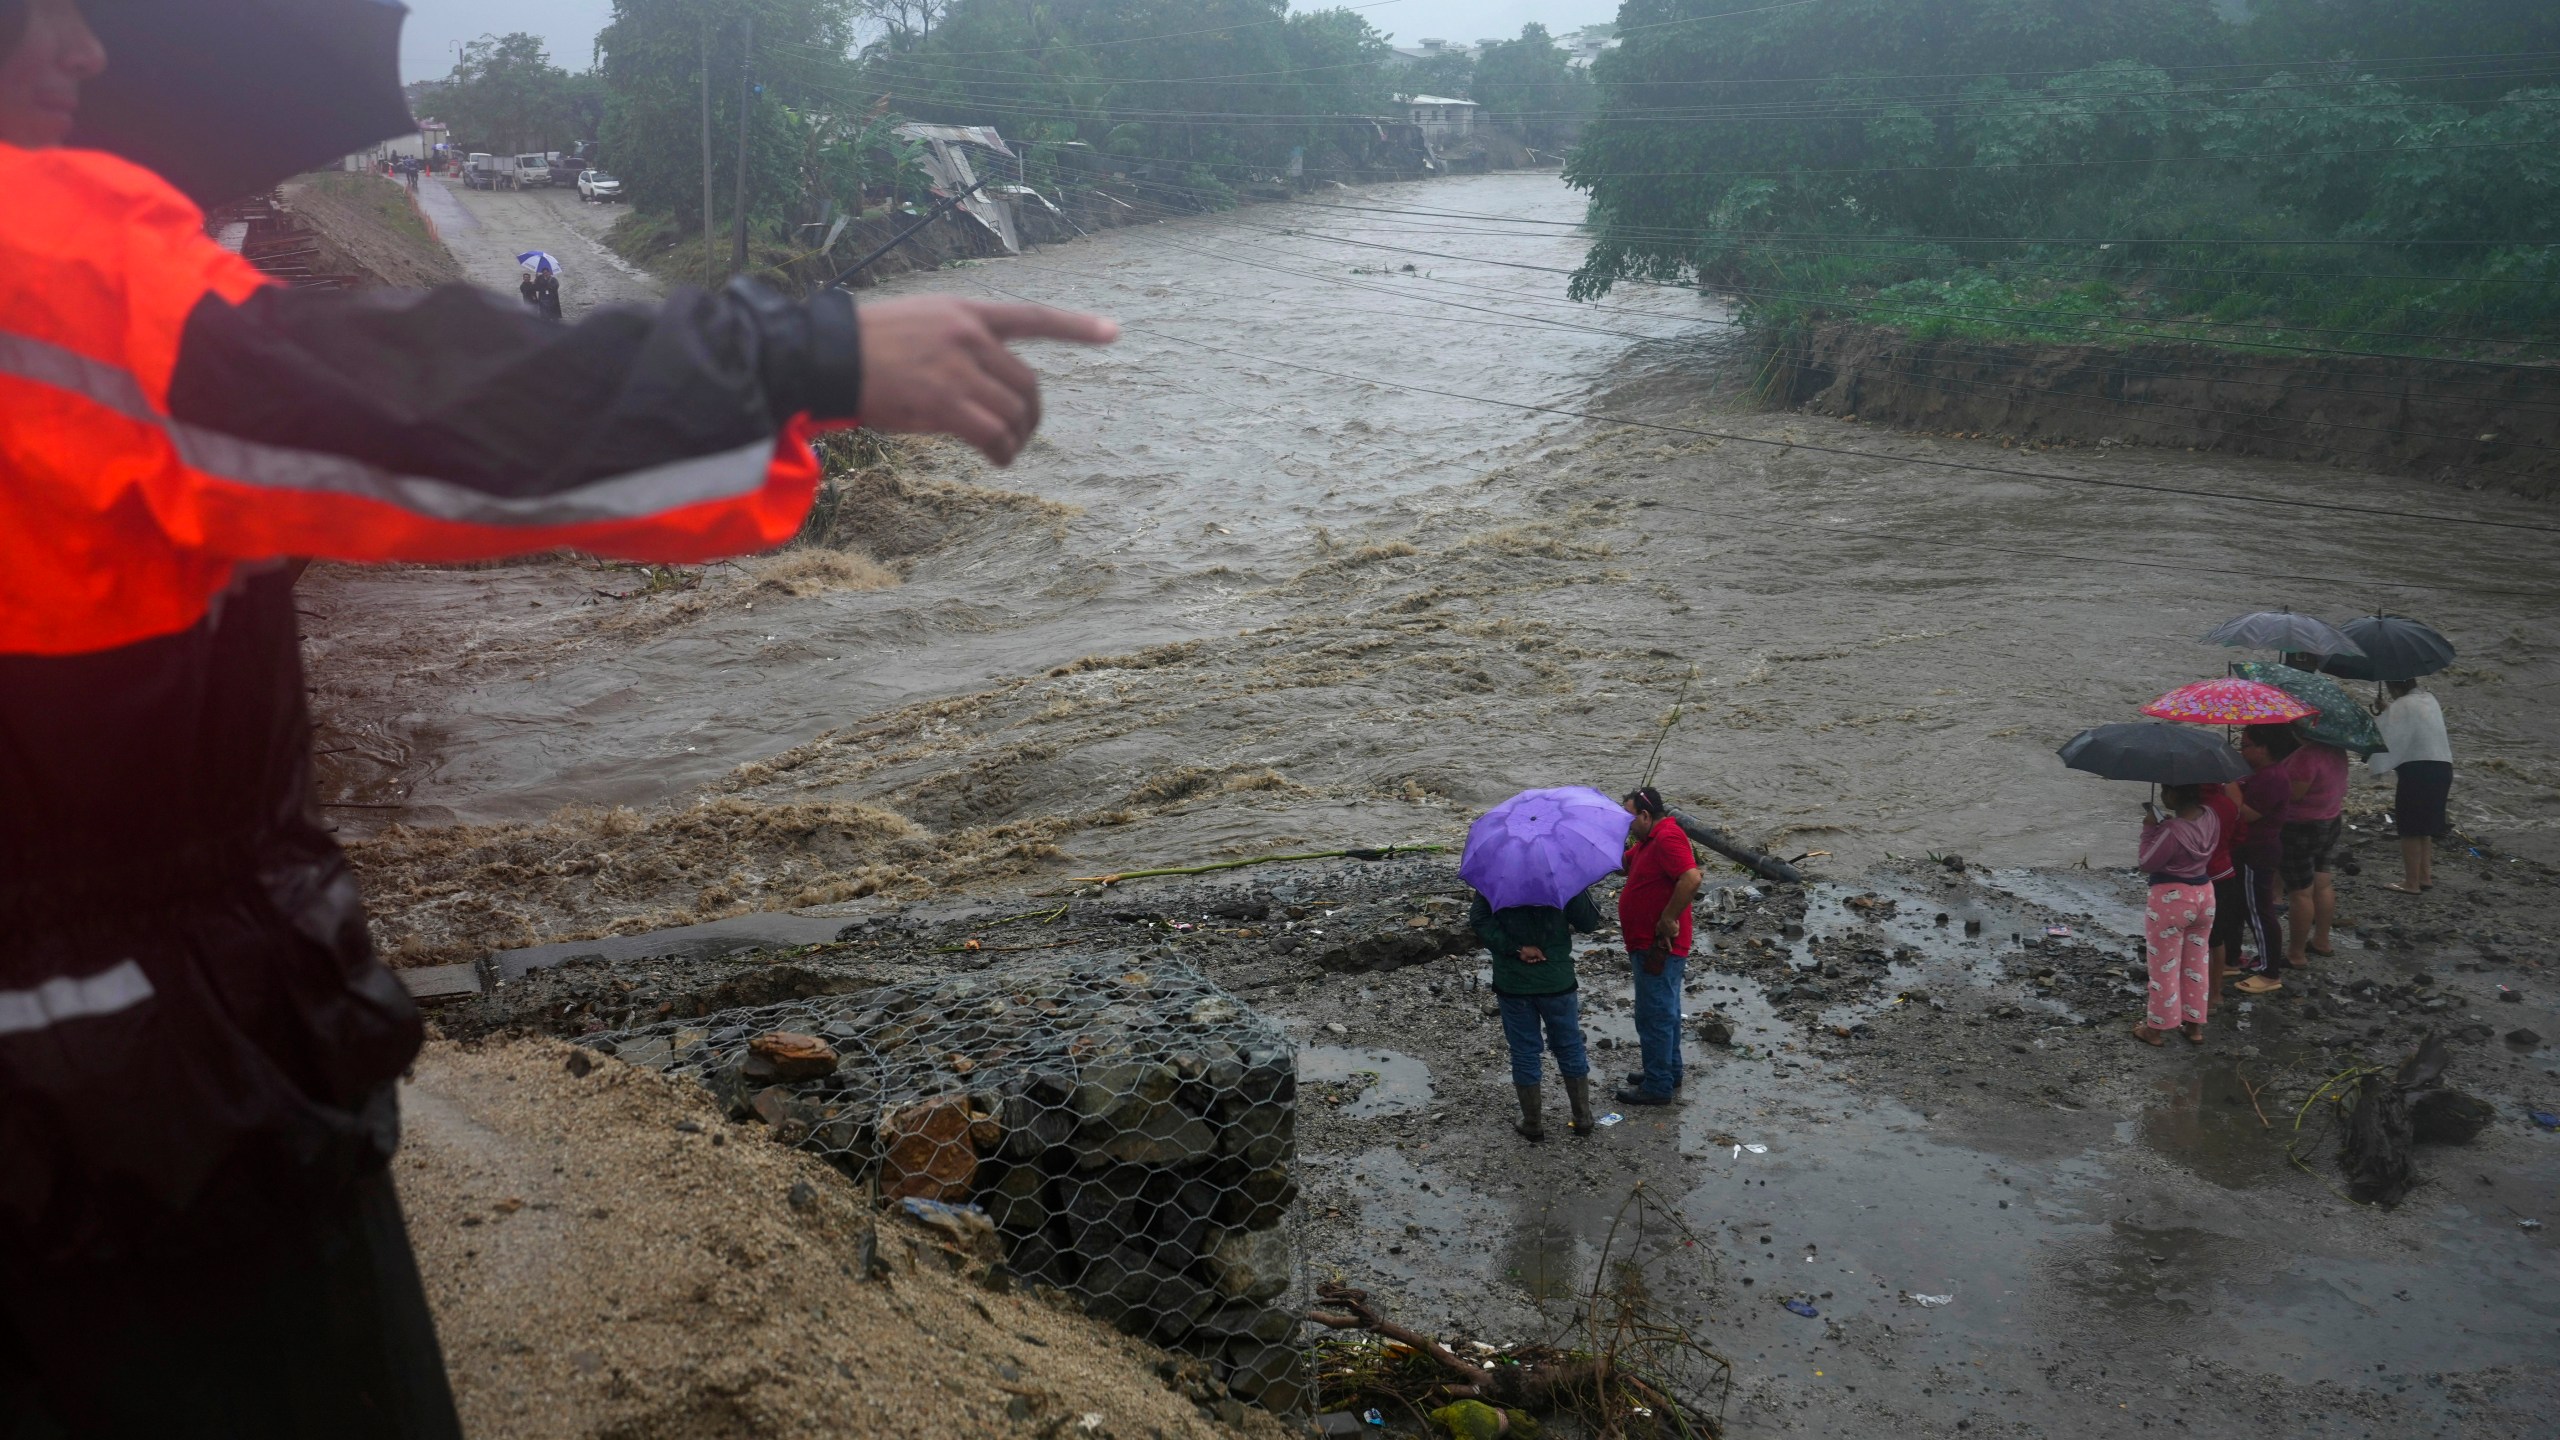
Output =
[{"x1": 1399, "y1": 94, "x2": 1477, "y2": 144}]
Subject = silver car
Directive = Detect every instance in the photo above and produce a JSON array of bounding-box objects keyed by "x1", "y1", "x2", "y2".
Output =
[{"x1": 576, "y1": 169, "x2": 624, "y2": 203}]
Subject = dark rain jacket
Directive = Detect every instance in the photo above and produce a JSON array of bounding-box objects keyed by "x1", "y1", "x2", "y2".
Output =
[{"x1": 0, "y1": 141, "x2": 859, "y2": 1264}]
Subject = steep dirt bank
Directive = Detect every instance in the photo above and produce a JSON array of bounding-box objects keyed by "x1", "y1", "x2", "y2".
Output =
[
  {"x1": 281, "y1": 172, "x2": 463, "y2": 288},
  {"x1": 398, "y1": 1038, "x2": 1289, "y2": 1439},
  {"x1": 1773, "y1": 319, "x2": 2560, "y2": 498}
]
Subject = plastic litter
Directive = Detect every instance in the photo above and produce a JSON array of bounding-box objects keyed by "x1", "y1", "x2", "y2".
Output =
[
  {"x1": 2530, "y1": 1111, "x2": 2559, "y2": 1131},
  {"x1": 1782, "y1": 1298, "x2": 1820, "y2": 1318},
  {"x1": 2045, "y1": 925, "x2": 2073, "y2": 938},
  {"x1": 1363, "y1": 1408, "x2": 1386, "y2": 1427},
  {"x1": 1743, "y1": 1142, "x2": 1769, "y2": 1154},
  {"x1": 2520, "y1": 1218, "x2": 2544, "y2": 1231},
  {"x1": 1907, "y1": 1292, "x2": 1955, "y2": 1307},
  {"x1": 1597, "y1": 1112, "x2": 1624, "y2": 1127}
]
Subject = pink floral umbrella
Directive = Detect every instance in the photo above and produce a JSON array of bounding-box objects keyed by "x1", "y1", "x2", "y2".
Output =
[{"x1": 2140, "y1": 678, "x2": 2316, "y2": 726}]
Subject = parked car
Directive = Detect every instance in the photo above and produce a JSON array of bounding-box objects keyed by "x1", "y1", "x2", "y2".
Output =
[
  {"x1": 462, "y1": 152, "x2": 497, "y2": 190},
  {"x1": 576, "y1": 169, "x2": 624, "y2": 203},
  {"x1": 513, "y1": 153, "x2": 552, "y2": 188}
]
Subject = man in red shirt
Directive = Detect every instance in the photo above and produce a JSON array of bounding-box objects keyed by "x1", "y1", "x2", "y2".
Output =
[{"x1": 1617, "y1": 787, "x2": 1704, "y2": 1105}]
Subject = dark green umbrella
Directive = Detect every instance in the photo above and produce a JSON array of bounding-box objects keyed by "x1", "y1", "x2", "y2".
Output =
[{"x1": 2231, "y1": 661, "x2": 2384, "y2": 755}]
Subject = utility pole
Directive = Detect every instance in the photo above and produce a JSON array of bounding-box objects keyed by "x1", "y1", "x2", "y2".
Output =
[
  {"x1": 700, "y1": 18, "x2": 714, "y2": 288},
  {"x1": 730, "y1": 14, "x2": 753, "y2": 276}
]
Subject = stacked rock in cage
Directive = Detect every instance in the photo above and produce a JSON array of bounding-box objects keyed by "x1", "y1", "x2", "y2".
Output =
[{"x1": 587, "y1": 956, "x2": 1306, "y2": 1410}]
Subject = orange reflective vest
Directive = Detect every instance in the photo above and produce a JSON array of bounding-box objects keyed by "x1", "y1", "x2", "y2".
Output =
[{"x1": 0, "y1": 143, "x2": 819, "y2": 657}]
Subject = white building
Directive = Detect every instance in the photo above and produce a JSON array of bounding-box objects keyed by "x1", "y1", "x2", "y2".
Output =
[
  {"x1": 1397, "y1": 94, "x2": 1477, "y2": 144},
  {"x1": 1384, "y1": 37, "x2": 1473, "y2": 66}
]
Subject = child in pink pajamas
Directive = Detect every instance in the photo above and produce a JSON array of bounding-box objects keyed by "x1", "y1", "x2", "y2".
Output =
[{"x1": 2135, "y1": 783, "x2": 2220, "y2": 1046}]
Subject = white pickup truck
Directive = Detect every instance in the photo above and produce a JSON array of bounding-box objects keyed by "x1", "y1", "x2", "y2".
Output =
[{"x1": 513, "y1": 153, "x2": 553, "y2": 188}]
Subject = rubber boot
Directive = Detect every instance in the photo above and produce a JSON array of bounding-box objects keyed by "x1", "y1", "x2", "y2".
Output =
[
  {"x1": 1563, "y1": 1075, "x2": 1595, "y2": 1137},
  {"x1": 1513, "y1": 1084, "x2": 1545, "y2": 1142}
]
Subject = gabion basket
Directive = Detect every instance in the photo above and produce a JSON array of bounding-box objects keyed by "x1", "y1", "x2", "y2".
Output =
[{"x1": 586, "y1": 957, "x2": 1308, "y2": 1411}]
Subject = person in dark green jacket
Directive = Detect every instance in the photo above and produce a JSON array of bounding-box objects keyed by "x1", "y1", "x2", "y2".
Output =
[{"x1": 1470, "y1": 888, "x2": 1601, "y2": 1141}]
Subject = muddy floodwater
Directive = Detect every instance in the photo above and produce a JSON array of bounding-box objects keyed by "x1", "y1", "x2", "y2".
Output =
[{"x1": 309, "y1": 170, "x2": 2559, "y2": 958}]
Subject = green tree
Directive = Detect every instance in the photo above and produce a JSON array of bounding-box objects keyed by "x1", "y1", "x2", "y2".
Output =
[
  {"x1": 1397, "y1": 47, "x2": 1475, "y2": 100},
  {"x1": 871, "y1": 0, "x2": 1396, "y2": 201},
  {"x1": 444, "y1": 32, "x2": 574, "y2": 153},
  {"x1": 2245, "y1": 0, "x2": 2560, "y2": 103},
  {"x1": 1471, "y1": 24, "x2": 1591, "y2": 148},
  {"x1": 596, "y1": 0, "x2": 861, "y2": 233},
  {"x1": 1564, "y1": 0, "x2": 2233, "y2": 298}
]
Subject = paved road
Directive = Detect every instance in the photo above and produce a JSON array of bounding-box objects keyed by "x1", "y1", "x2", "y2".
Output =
[{"x1": 414, "y1": 176, "x2": 663, "y2": 317}]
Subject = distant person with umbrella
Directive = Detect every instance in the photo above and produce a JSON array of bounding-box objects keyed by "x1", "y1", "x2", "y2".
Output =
[
  {"x1": 2135, "y1": 783, "x2": 2221, "y2": 1046},
  {"x1": 0, "y1": 3, "x2": 1114, "y2": 1434},
  {"x1": 2371, "y1": 678, "x2": 2454, "y2": 893},
  {"x1": 1617, "y1": 785, "x2": 1704, "y2": 1106},
  {"x1": 2319, "y1": 615, "x2": 2458, "y2": 895},
  {"x1": 1459, "y1": 786, "x2": 1623, "y2": 1141}
]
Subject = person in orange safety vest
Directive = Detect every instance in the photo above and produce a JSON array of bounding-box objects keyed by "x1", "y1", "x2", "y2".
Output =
[{"x1": 0, "y1": 1, "x2": 1113, "y2": 1434}]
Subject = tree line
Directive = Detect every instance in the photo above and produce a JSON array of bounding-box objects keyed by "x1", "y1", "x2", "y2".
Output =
[
  {"x1": 1565, "y1": 0, "x2": 2560, "y2": 354},
  {"x1": 427, "y1": 1, "x2": 1599, "y2": 249}
]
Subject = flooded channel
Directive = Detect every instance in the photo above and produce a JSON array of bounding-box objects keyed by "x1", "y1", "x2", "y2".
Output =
[{"x1": 308, "y1": 167, "x2": 2560, "y2": 971}]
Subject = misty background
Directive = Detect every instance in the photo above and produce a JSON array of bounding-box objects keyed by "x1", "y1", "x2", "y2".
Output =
[{"x1": 398, "y1": 0, "x2": 1623, "y2": 82}]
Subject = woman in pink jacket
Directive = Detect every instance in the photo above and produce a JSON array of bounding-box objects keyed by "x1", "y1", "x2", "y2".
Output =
[{"x1": 2135, "y1": 783, "x2": 2221, "y2": 1047}]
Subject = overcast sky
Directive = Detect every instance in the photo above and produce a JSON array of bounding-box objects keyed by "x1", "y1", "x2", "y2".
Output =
[{"x1": 399, "y1": 0, "x2": 1626, "y2": 82}]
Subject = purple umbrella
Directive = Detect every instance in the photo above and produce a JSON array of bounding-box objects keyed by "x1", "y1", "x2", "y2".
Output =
[{"x1": 1460, "y1": 786, "x2": 1629, "y2": 911}]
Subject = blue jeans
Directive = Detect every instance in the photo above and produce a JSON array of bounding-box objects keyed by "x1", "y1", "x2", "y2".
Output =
[
  {"x1": 1629, "y1": 949, "x2": 1686, "y2": 1097},
  {"x1": 1496, "y1": 989, "x2": 1590, "y2": 1088}
]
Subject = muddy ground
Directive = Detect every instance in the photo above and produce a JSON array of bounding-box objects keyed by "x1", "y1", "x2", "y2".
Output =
[{"x1": 437, "y1": 830, "x2": 2560, "y2": 1438}]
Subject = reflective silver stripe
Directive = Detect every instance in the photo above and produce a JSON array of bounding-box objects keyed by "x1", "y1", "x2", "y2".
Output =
[
  {"x1": 0, "y1": 959, "x2": 155, "y2": 1038},
  {"x1": 0, "y1": 328, "x2": 776, "y2": 526}
]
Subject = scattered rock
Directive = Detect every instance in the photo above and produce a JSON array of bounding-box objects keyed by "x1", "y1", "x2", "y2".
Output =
[
  {"x1": 745, "y1": 1030, "x2": 841, "y2": 1082},
  {"x1": 880, "y1": 1094, "x2": 981, "y2": 1201}
]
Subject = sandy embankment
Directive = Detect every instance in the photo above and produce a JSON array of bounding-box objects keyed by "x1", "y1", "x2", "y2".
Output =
[{"x1": 398, "y1": 1039, "x2": 1289, "y2": 1439}]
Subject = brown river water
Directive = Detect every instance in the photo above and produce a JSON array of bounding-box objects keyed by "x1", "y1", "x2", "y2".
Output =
[{"x1": 301, "y1": 170, "x2": 2560, "y2": 960}]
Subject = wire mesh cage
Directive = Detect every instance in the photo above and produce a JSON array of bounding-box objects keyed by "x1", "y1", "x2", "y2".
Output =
[{"x1": 584, "y1": 956, "x2": 1310, "y2": 1412}]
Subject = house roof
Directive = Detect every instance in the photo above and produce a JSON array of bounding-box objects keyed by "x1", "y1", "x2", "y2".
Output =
[{"x1": 1399, "y1": 94, "x2": 1478, "y2": 108}]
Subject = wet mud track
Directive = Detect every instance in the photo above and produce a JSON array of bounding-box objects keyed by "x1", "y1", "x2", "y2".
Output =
[{"x1": 447, "y1": 840, "x2": 2560, "y2": 1438}]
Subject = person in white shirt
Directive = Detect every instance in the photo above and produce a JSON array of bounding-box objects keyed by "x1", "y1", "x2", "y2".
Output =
[{"x1": 2369, "y1": 679, "x2": 2453, "y2": 893}]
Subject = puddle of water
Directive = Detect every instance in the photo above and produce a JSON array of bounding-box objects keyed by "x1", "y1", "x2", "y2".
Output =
[
  {"x1": 2128, "y1": 1057, "x2": 2312, "y2": 1191},
  {"x1": 1298, "y1": 1044, "x2": 1434, "y2": 1118}
]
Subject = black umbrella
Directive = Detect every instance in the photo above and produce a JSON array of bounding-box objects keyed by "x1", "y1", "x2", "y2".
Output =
[
  {"x1": 2319, "y1": 616, "x2": 2457, "y2": 683},
  {"x1": 69, "y1": 0, "x2": 415, "y2": 208},
  {"x1": 2058, "y1": 723, "x2": 2250, "y2": 785},
  {"x1": 2201, "y1": 609, "x2": 2362, "y2": 658}
]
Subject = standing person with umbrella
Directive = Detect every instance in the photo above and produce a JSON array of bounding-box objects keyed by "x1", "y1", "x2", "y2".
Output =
[
  {"x1": 2371, "y1": 678, "x2": 2455, "y2": 893},
  {"x1": 1459, "y1": 787, "x2": 1625, "y2": 1141},
  {"x1": 2228, "y1": 725, "x2": 2296, "y2": 994},
  {"x1": 1616, "y1": 786, "x2": 1704, "y2": 1107},
  {"x1": 2138, "y1": 679, "x2": 2313, "y2": 992},
  {"x1": 2135, "y1": 783, "x2": 2221, "y2": 1046},
  {"x1": 0, "y1": 3, "x2": 1114, "y2": 1434}
]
